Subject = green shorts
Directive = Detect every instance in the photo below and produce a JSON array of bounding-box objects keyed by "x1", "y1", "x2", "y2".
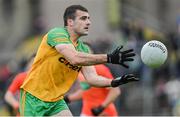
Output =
[{"x1": 19, "y1": 89, "x2": 69, "y2": 116}]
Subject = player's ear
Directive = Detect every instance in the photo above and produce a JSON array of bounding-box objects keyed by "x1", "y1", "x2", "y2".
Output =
[{"x1": 67, "y1": 19, "x2": 74, "y2": 27}]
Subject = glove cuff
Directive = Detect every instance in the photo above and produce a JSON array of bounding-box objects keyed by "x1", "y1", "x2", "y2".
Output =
[
  {"x1": 107, "y1": 54, "x2": 111, "y2": 63},
  {"x1": 111, "y1": 77, "x2": 122, "y2": 87},
  {"x1": 111, "y1": 80, "x2": 118, "y2": 87}
]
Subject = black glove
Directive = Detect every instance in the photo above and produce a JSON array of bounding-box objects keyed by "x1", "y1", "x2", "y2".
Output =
[
  {"x1": 111, "y1": 74, "x2": 139, "y2": 87},
  {"x1": 64, "y1": 95, "x2": 70, "y2": 104},
  {"x1": 107, "y1": 46, "x2": 135, "y2": 68},
  {"x1": 91, "y1": 105, "x2": 105, "y2": 116}
]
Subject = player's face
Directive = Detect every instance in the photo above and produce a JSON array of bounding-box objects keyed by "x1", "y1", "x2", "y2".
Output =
[{"x1": 72, "y1": 10, "x2": 91, "y2": 36}]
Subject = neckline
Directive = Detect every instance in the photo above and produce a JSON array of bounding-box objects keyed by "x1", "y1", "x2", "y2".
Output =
[{"x1": 64, "y1": 27, "x2": 79, "y2": 48}]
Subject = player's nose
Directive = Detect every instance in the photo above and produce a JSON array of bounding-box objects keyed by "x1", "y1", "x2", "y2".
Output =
[{"x1": 86, "y1": 19, "x2": 91, "y2": 26}]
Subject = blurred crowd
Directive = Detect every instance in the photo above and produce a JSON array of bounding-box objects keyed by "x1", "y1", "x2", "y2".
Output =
[{"x1": 0, "y1": 0, "x2": 180, "y2": 116}]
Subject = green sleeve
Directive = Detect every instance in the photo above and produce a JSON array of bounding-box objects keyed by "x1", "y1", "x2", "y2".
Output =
[
  {"x1": 76, "y1": 40, "x2": 90, "y2": 53},
  {"x1": 47, "y1": 28, "x2": 71, "y2": 47},
  {"x1": 83, "y1": 44, "x2": 91, "y2": 53}
]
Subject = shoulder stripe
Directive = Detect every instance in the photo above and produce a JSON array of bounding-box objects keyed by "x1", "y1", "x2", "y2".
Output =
[
  {"x1": 55, "y1": 33, "x2": 68, "y2": 37},
  {"x1": 53, "y1": 38, "x2": 70, "y2": 43}
]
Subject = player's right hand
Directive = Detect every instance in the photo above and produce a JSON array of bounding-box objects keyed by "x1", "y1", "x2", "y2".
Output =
[
  {"x1": 107, "y1": 46, "x2": 135, "y2": 68},
  {"x1": 111, "y1": 74, "x2": 139, "y2": 87}
]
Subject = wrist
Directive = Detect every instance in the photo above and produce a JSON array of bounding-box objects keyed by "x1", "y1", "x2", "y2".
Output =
[
  {"x1": 107, "y1": 54, "x2": 111, "y2": 63},
  {"x1": 111, "y1": 77, "x2": 122, "y2": 87},
  {"x1": 111, "y1": 81, "x2": 117, "y2": 87}
]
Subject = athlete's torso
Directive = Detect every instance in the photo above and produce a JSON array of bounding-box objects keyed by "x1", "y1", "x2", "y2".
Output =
[{"x1": 21, "y1": 27, "x2": 89, "y2": 102}]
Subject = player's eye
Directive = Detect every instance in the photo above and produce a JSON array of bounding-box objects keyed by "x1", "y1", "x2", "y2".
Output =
[{"x1": 80, "y1": 16, "x2": 90, "y2": 20}]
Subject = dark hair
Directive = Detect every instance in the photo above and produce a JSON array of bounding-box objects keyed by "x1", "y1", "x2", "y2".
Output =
[{"x1": 63, "y1": 5, "x2": 88, "y2": 26}]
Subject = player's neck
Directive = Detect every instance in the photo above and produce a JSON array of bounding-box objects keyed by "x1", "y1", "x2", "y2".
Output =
[{"x1": 67, "y1": 28, "x2": 80, "y2": 44}]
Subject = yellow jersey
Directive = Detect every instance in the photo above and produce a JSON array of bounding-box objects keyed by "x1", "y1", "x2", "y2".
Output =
[{"x1": 21, "y1": 27, "x2": 89, "y2": 102}]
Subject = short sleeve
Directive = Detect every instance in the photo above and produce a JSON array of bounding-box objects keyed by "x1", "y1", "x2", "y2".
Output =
[
  {"x1": 47, "y1": 28, "x2": 71, "y2": 47},
  {"x1": 80, "y1": 82, "x2": 91, "y2": 90},
  {"x1": 78, "y1": 72, "x2": 91, "y2": 90},
  {"x1": 76, "y1": 40, "x2": 90, "y2": 53}
]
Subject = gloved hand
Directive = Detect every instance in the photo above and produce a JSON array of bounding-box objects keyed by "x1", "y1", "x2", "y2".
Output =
[
  {"x1": 107, "y1": 46, "x2": 135, "y2": 68},
  {"x1": 111, "y1": 74, "x2": 139, "y2": 87},
  {"x1": 64, "y1": 95, "x2": 70, "y2": 104},
  {"x1": 91, "y1": 105, "x2": 105, "y2": 116}
]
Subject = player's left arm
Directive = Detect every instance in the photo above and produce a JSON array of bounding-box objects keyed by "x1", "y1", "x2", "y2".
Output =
[
  {"x1": 81, "y1": 66, "x2": 112, "y2": 87},
  {"x1": 81, "y1": 66, "x2": 139, "y2": 87}
]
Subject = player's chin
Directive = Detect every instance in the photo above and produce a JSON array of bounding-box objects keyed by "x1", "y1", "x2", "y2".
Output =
[{"x1": 81, "y1": 32, "x2": 89, "y2": 36}]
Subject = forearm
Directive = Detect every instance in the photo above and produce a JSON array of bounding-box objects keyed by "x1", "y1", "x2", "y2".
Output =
[
  {"x1": 87, "y1": 75, "x2": 112, "y2": 87},
  {"x1": 71, "y1": 52, "x2": 107, "y2": 66},
  {"x1": 101, "y1": 88, "x2": 120, "y2": 107},
  {"x1": 55, "y1": 44, "x2": 107, "y2": 66},
  {"x1": 4, "y1": 91, "x2": 19, "y2": 108},
  {"x1": 82, "y1": 66, "x2": 112, "y2": 87}
]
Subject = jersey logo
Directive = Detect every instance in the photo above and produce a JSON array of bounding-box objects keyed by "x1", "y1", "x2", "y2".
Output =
[{"x1": 59, "y1": 57, "x2": 81, "y2": 72}]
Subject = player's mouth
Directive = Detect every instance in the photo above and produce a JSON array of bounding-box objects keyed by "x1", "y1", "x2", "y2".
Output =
[{"x1": 84, "y1": 27, "x2": 89, "y2": 31}]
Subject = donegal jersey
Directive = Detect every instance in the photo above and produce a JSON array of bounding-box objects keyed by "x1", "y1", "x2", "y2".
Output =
[
  {"x1": 79, "y1": 65, "x2": 118, "y2": 116},
  {"x1": 21, "y1": 27, "x2": 89, "y2": 102}
]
